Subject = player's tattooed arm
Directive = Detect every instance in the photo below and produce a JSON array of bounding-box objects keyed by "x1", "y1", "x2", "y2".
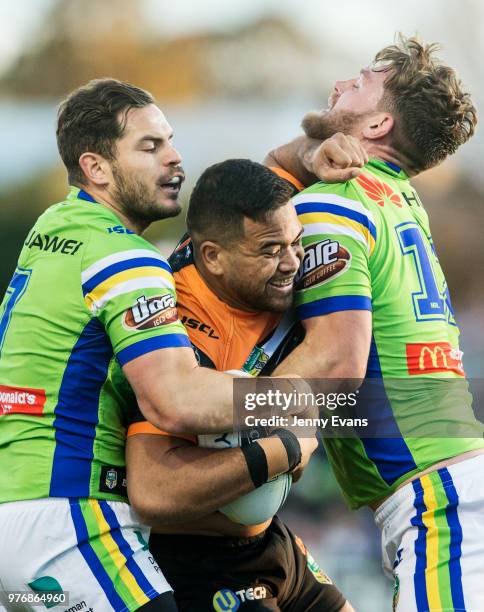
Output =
[{"x1": 264, "y1": 133, "x2": 368, "y2": 185}]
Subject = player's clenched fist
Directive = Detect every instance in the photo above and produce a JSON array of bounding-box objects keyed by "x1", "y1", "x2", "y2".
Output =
[{"x1": 306, "y1": 132, "x2": 369, "y2": 182}]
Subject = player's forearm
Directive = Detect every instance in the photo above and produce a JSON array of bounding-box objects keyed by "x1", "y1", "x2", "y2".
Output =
[
  {"x1": 127, "y1": 436, "x2": 290, "y2": 525},
  {"x1": 124, "y1": 349, "x2": 238, "y2": 434},
  {"x1": 137, "y1": 365, "x2": 306, "y2": 435},
  {"x1": 264, "y1": 136, "x2": 320, "y2": 186},
  {"x1": 274, "y1": 311, "x2": 371, "y2": 387},
  {"x1": 273, "y1": 337, "x2": 366, "y2": 391},
  {"x1": 137, "y1": 366, "x2": 236, "y2": 434}
]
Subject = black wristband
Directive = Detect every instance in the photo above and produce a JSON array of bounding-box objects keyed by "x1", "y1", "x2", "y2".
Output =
[
  {"x1": 272, "y1": 428, "x2": 302, "y2": 471},
  {"x1": 241, "y1": 442, "x2": 269, "y2": 489}
]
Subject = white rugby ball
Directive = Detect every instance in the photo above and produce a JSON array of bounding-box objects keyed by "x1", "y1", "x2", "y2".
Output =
[{"x1": 198, "y1": 430, "x2": 292, "y2": 526}]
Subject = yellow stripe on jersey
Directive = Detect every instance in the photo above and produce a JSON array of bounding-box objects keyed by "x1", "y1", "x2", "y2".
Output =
[
  {"x1": 299, "y1": 211, "x2": 376, "y2": 255},
  {"x1": 84, "y1": 266, "x2": 174, "y2": 311}
]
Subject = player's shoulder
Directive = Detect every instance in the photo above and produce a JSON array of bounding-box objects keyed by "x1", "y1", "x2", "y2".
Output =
[
  {"x1": 71, "y1": 193, "x2": 167, "y2": 266},
  {"x1": 294, "y1": 172, "x2": 371, "y2": 202},
  {"x1": 168, "y1": 233, "x2": 194, "y2": 273},
  {"x1": 292, "y1": 177, "x2": 376, "y2": 226}
]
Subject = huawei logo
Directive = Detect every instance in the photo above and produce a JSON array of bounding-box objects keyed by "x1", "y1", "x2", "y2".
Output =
[{"x1": 356, "y1": 174, "x2": 402, "y2": 208}]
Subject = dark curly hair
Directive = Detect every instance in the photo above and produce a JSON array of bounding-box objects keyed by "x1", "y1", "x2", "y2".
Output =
[
  {"x1": 56, "y1": 79, "x2": 154, "y2": 184},
  {"x1": 187, "y1": 159, "x2": 294, "y2": 248},
  {"x1": 374, "y1": 35, "x2": 477, "y2": 173}
]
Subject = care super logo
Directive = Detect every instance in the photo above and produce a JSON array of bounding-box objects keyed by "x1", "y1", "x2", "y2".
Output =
[
  {"x1": 213, "y1": 589, "x2": 240, "y2": 612},
  {"x1": 295, "y1": 239, "x2": 351, "y2": 290}
]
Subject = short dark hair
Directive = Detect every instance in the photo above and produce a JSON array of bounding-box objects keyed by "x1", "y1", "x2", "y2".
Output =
[
  {"x1": 186, "y1": 159, "x2": 294, "y2": 248},
  {"x1": 56, "y1": 78, "x2": 154, "y2": 184},
  {"x1": 375, "y1": 35, "x2": 477, "y2": 172}
]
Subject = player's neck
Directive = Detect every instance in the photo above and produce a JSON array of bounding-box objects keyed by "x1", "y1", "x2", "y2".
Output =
[
  {"x1": 75, "y1": 183, "x2": 148, "y2": 234},
  {"x1": 364, "y1": 143, "x2": 416, "y2": 177}
]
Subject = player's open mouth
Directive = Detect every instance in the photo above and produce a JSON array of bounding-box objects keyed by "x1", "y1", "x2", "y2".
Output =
[
  {"x1": 160, "y1": 175, "x2": 184, "y2": 193},
  {"x1": 327, "y1": 91, "x2": 339, "y2": 110}
]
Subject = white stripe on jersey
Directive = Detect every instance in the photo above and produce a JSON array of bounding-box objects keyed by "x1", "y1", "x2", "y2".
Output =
[
  {"x1": 87, "y1": 276, "x2": 174, "y2": 314},
  {"x1": 81, "y1": 249, "x2": 168, "y2": 284},
  {"x1": 303, "y1": 222, "x2": 370, "y2": 251},
  {"x1": 292, "y1": 192, "x2": 376, "y2": 226}
]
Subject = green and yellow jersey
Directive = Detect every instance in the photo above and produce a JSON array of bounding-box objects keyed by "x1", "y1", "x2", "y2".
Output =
[
  {"x1": 293, "y1": 159, "x2": 484, "y2": 509},
  {"x1": 0, "y1": 187, "x2": 190, "y2": 503}
]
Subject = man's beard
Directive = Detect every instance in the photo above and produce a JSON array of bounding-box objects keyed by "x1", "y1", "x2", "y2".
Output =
[
  {"x1": 302, "y1": 109, "x2": 370, "y2": 140},
  {"x1": 230, "y1": 277, "x2": 295, "y2": 313},
  {"x1": 111, "y1": 163, "x2": 182, "y2": 225}
]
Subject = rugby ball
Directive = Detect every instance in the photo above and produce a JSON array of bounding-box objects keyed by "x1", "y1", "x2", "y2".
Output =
[
  {"x1": 198, "y1": 431, "x2": 292, "y2": 525},
  {"x1": 199, "y1": 369, "x2": 292, "y2": 525}
]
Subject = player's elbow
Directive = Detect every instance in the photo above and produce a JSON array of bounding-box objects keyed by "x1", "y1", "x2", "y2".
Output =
[
  {"x1": 128, "y1": 483, "x2": 180, "y2": 525},
  {"x1": 136, "y1": 397, "x2": 196, "y2": 435},
  {"x1": 336, "y1": 355, "x2": 367, "y2": 384},
  {"x1": 318, "y1": 353, "x2": 367, "y2": 391}
]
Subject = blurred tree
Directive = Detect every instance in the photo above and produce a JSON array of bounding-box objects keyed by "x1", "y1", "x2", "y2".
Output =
[{"x1": 0, "y1": 0, "x2": 321, "y2": 100}]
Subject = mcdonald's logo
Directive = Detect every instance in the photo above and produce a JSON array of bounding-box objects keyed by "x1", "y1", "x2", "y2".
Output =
[{"x1": 406, "y1": 342, "x2": 465, "y2": 376}]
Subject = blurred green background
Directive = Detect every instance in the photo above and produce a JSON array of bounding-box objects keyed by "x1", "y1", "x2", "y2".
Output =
[{"x1": 1, "y1": 1, "x2": 483, "y2": 608}]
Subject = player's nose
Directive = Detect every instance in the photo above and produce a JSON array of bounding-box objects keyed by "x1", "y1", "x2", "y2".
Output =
[
  {"x1": 165, "y1": 145, "x2": 182, "y2": 167},
  {"x1": 335, "y1": 78, "x2": 354, "y2": 94},
  {"x1": 279, "y1": 245, "x2": 303, "y2": 274}
]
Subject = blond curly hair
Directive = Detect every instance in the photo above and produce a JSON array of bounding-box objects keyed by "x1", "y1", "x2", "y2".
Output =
[{"x1": 374, "y1": 35, "x2": 477, "y2": 173}]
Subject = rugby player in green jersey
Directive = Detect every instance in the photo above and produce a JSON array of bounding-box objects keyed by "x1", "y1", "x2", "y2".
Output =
[
  {"x1": 0, "y1": 80, "x2": 324, "y2": 610},
  {"x1": 270, "y1": 36, "x2": 483, "y2": 611}
]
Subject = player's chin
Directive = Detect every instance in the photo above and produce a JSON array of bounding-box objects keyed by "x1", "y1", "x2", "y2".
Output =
[
  {"x1": 263, "y1": 286, "x2": 295, "y2": 312},
  {"x1": 155, "y1": 197, "x2": 182, "y2": 220}
]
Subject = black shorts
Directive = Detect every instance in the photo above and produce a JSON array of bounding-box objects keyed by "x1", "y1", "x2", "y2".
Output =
[{"x1": 149, "y1": 517, "x2": 346, "y2": 611}]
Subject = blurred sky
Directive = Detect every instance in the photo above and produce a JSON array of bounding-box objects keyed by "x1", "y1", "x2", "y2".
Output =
[
  {"x1": 2, "y1": 0, "x2": 483, "y2": 81},
  {"x1": 2, "y1": 0, "x2": 483, "y2": 190}
]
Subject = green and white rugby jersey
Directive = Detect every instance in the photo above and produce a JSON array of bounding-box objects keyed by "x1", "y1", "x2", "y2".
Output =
[
  {"x1": 293, "y1": 160, "x2": 484, "y2": 509},
  {"x1": 0, "y1": 187, "x2": 190, "y2": 503}
]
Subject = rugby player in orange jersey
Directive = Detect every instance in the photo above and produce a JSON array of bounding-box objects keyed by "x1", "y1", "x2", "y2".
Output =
[{"x1": 125, "y1": 157, "x2": 362, "y2": 611}]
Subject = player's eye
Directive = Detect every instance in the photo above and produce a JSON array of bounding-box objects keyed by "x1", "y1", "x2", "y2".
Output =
[
  {"x1": 143, "y1": 141, "x2": 159, "y2": 152},
  {"x1": 262, "y1": 248, "x2": 280, "y2": 258}
]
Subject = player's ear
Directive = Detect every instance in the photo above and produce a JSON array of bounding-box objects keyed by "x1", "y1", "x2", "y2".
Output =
[
  {"x1": 78, "y1": 152, "x2": 111, "y2": 187},
  {"x1": 199, "y1": 240, "x2": 225, "y2": 276},
  {"x1": 362, "y1": 112, "x2": 394, "y2": 140}
]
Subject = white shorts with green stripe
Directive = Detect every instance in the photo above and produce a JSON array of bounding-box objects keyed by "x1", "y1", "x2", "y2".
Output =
[
  {"x1": 0, "y1": 497, "x2": 171, "y2": 611},
  {"x1": 375, "y1": 454, "x2": 484, "y2": 612}
]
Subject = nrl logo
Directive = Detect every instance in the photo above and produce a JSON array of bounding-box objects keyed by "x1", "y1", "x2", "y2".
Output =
[
  {"x1": 105, "y1": 468, "x2": 118, "y2": 490},
  {"x1": 123, "y1": 294, "x2": 178, "y2": 330}
]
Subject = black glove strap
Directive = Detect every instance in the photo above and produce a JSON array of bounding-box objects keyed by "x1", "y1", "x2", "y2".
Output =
[
  {"x1": 272, "y1": 428, "x2": 302, "y2": 471},
  {"x1": 241, "y1": 442, "x2": 269, "y2": 489}
]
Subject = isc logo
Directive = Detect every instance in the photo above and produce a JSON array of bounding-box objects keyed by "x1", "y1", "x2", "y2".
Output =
[{"x1": 107, "y1": 225, "x2": 135, "y2": 234}]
